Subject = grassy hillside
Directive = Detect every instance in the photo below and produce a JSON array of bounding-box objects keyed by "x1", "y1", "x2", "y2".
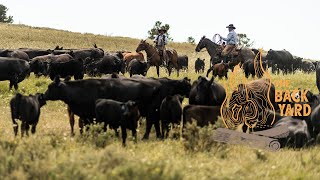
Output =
[{"x1": 0, "y1": 23, "x2": 320, "y2": 180}]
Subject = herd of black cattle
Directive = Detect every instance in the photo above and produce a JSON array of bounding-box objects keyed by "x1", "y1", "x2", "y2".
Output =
[{"x1": 2, "y1": 44, "x2": 320, "y2": 148}]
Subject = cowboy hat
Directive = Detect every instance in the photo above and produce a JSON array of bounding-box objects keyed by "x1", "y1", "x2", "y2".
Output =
[
  {"x1": 158, "y1": 27, "x2": 167, "y2": 33},
  {"x1": 226, "y1": 24, "x2": 236, "y2": 29}
]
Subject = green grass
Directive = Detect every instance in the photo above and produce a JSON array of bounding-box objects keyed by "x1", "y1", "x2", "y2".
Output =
[{"x1": 0, "y1": 23, "x2": 319, "y2": 179}]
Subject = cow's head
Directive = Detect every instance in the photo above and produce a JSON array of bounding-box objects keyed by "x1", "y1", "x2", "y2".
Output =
[
  {"x1": 195, "y1": 76, "x2": 214, "y2": 103},
  {"x1": 35, "y1": 93, "x2": 47, "y2": 107},
  {"x1": 121, "y1": 100, "x2": 140, "y2": 127},
  {"x1": 44, "y1": 76, "x2": 68, "y2": 101}
]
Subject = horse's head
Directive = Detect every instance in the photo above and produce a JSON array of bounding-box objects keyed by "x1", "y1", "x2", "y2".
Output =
[
  {"x1": 136, "y1": 40, "x2": 148, "y2": 52},
  {"x1": 195, "y1": 36, "x2": 207, "y2": 52}
]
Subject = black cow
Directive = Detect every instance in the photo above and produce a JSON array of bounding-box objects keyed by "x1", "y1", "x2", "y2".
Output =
[
  {"x1": 0, "y1": 49, "x2": 30, "y2": 61},
  {"x1": 30, "y1": 54, "x2": 75, "y2": 77},
  {"x1": 10, "y1": 93, "x2": 46, "y2": 137},
  {"x1": 48, "y1": 59, "x2": 84, "y2": 80},
  {"x1": 18, "y1": 48, "x2": 51, "y2": 59},
  {"x1": 189, "y1": 76, "x2": 226, "y2": 106},
  {"x1": 0, "y1": 57, "x2": 30, "y2": 89},
  {"x1": 265, "y1": 49, "x2": 294, "y2": 74},
  {"x1": 160, "y1": 94, "x2": 184, "y2": 138},
  {"x1": 242, "y1": 59, "x2": 266, "y2": 78},
  {"x1": 128, "y1": 59, "x2": 148, "y2": 77},
  {"x1": 86, "y1": 54, "x2": 125, "y2": 76},
  {"x1": 44, "y1": 77, "x2": 161, "y2": 137},
  {"x1": 182, "y1": 105, "x2": 220, "y2": 128},
  {"x1": 95, "y1": 99, "x2": 140, "y2": 146},
  {"x1": 195, "y1": 58, "x2": 205, "y2": 73},
  {"x1": 178, "y1": 55, "x2": 188, "y2": 71},
  {"x1": 273, "y1": 117, "x2": 311, "y2": 148}
]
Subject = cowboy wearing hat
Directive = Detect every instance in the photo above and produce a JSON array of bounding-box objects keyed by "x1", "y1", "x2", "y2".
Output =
[
  {"x1": 153, "y1": 27, "x2": 168, "y2": 63},
  {"x1": 220, "y1": 24, "x2": 238, "y2": 63}
]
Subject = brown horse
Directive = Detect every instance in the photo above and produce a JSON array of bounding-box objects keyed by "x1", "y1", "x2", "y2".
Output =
[{"x1": 136, "y1": 40, "x2": 179, "y2": 77}]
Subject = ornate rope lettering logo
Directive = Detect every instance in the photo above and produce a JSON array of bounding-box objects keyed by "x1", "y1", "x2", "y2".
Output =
[{"x1": 220, "y1": 50, "x2": 276, "y2": 131}]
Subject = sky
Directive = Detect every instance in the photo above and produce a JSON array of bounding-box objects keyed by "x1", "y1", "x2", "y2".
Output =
[{"x1": 1, "y1": 0, "x2": 320, "y2": 59}]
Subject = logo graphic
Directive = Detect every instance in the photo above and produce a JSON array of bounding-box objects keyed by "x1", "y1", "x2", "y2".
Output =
[{"x1": 220, "y1": 50, "x2": 276, "y2": 131}]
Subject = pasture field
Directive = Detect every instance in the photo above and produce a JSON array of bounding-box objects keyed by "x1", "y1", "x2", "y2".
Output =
[{"x1": 1, "y1": 23, "x2": 320, "y2": 180}]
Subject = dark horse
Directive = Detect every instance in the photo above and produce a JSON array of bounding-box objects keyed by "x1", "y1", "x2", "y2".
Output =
[
  {"x1": 195, "y1": 36, "x2": 255, "y2": 72},
  {"x1": 136, "y1": 40, "x2": 179, "y2": 77},
  {"x1": 195, "y1": 36, "x2": 223, "y2": 66}
]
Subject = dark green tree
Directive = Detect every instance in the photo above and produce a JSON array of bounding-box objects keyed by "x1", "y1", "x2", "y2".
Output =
[
  {"x1": 0, "y1": 4, "x2": 13, "y2": 23},
  {"x1": 187, "y1": 36, "x2": 195, "y2": 44},
  {"x1": 238, "y1": 33, "x2": 254, "y2": 47},
  {"x1": 147, "y1": 21, "x2": 172, "y2": 41}
]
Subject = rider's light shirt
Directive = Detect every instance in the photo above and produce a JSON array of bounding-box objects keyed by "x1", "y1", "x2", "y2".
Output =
[{"x1": 221, "y1": 30, "x2": 238, "y2": 45}]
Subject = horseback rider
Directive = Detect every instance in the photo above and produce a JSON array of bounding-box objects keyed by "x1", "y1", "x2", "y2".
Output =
[
  {"x1": 220, "y1": 24, "x2": 238, "y2": 63},
  {"x1": 153, "y1": 27, "x2": 168, "y2": 64}
]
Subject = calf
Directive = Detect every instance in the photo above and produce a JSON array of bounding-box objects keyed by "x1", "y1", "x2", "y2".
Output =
[
  {"x1": 10, "y1": 93, "x2": 46, "y2": 137},
  {"x1": 195, "y1": 58, "x2": 205, "y2": 73},
  {"x1": 160, "y1": 94, "x2": 184, "y2": 138},
  {"x1": 128, "y1": 59, "x2": 148, "y2": 77},
  {"x1": 95, "y1": 99, "x2": 140, "y2": 146},
  {"x1": 206, "y1": 62, "x2": 229, "y2": 79},
  {"x1": 178, "y1": 55, "x2": 188, "y2": 71},
  {"x1": 183, "y1": 105, "x2": 221, "y2": 128}
]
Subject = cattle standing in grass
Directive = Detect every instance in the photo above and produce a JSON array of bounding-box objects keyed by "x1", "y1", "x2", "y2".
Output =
[
  {"x1": 30, "y1": 54, "x2": 75, "y2": 77},
  {"x1": 178, "y1": 55, "x2": 188, "y2": 71},
  {"x1": 131, "y1": 76, "x2": 191, "y2": 139},
  {"x1": 128, "y1": 59, "x2": 148, "y2": 77},
  {"x1": 182, "y1": 105, "x2": 221, "y2": 128},
  {"x1": 0, "y1": 57, "x2": 30, "y2": 89},
  {"x1": 44, "y1": 77, "x2": 162, "y2": 136},
  {"x1": 10, "y1": 93, "x2": 46, "y2": 137},
  {"x1": 0, "y1": 49, "x2": 30, "y2": 61},
  {"x1": 95, "y1": 99, "x2": 140, "y2": 146},
  {"x1": 265, "y1": 49, "x2": 294, "y2": 74},
  {"x1": 195, "y1": 58, "x2": 205, "y2": 73},
  {"x1": 189, "y1": 76, "x2": 226, "y2": 106},
  {"x1": 160, "y1": 94, "x2": 184, "y2": 138}
]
